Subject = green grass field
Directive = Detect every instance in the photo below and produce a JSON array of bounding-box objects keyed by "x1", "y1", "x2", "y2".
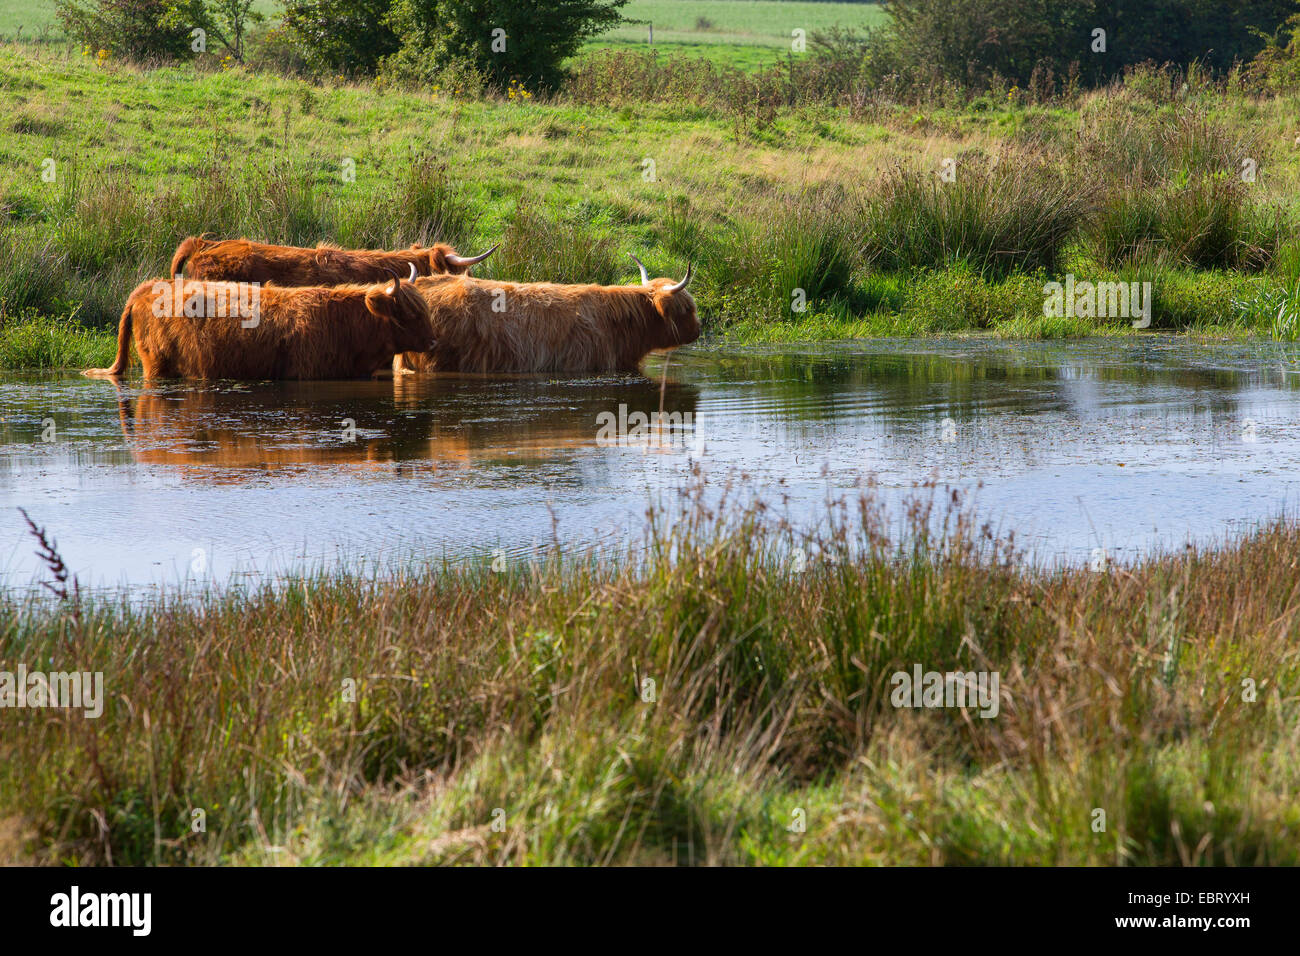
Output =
[
  {"x1": 613, "y1": 0, "x2": 884, "y2": 40},
  {"x1": 3, "y1": 0, "x2": 1300, "y2": 365},
  {"x1": 5, "y1": 38, "x2": 1300, "y2": 364},
  {"x1": 591, "y1": 0, "x2": 885, "y2": 67},
  {"x1": 0, "y1": 0, "x2": 61, "y2": 37}
]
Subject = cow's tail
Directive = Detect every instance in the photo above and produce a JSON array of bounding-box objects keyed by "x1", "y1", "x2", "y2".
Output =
[
  {"x1": 170, "y1": 235, "x2": 205, "y2": 278},
  {"x1": 83, "y1": 299, "x2": 133, "y2": 378}
]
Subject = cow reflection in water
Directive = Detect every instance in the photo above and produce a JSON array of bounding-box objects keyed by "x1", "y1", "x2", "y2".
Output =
[{"x1": 113, "y1": 375, "x2": 701, "y2": 481}]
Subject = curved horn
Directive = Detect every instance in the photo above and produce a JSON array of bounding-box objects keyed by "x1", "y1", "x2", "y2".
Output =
[
  {"x1": 445, "y1": 243, "x2": 499, "y2": 267},
  {"x1": 665, "y1": 262, "x2": 693, "y2": 294},
  {"x1": 389, "y1": 277, "x2": 401, "y2": 295},
  {"x1": 629, "y1": 253, "x2": 650, "y2": 286},
  {"x1": 408, "y1": 262, "x2": 418, "y2": 282}
]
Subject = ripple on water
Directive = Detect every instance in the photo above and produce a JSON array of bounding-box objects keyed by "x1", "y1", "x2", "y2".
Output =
[{"x1": 2, "y1": 338, "x2": 1299, "y2": 589}]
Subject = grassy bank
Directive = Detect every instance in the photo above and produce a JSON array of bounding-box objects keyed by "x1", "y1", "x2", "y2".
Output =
[
  {"x1": 0, "y1": 312, "x2": 114, "y2": 369},
  {"x1": 2, "y1": 485, "x2": 1298, "y2": 865},
  {"x1": 2, "y1": 41, "x2": 1300, "y2": 366},
  {"x1": 3, "y1": 262, "x2": 1294, "y2": 372}
]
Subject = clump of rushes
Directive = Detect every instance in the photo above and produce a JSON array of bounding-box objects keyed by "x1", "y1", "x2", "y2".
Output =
[
  {"x1": 1090, "y1": 177, "x2": 1286, "y2": 271},
  {"x1": 1074, "y1": 103, "x2": 1259, "y2": 188},
  {"x1": 858, "y1": 156, "x2": 1090, "y2": 278},
  {"x1": 2, "y1": 480, "x2": 1298, "y2": 866},
  {"x1": 1077, "y1": 105, "x2": 1288, "y2": 271},
  {"x1": 0, "y1": 234, "x2": 69, "y2": 318},
  {"x1": 699, "y1": 185, "x2": 860, "y2": 324},
  {"x1": 492, "y1": 199, "x2": 621, "y2": 285}
]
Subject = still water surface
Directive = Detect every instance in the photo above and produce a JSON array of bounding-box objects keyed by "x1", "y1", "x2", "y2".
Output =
[{"x1": 3, "y1": 338, "x2": 1300, "y2": 590}]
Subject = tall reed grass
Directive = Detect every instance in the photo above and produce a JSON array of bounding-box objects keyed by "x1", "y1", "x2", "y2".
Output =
[
  {"x1": 1090, "y1": 178, "x2": 1285, "y2": 271},
  {"x1": 695, "y1": 185, "x2": 861, "y2": 324}
]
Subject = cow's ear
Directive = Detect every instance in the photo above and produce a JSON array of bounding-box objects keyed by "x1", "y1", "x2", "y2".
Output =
[{"x1": 366, "y1": 280, "x2": 401, "y2": 321}]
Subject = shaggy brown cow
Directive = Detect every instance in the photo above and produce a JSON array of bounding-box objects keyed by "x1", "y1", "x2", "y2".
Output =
[
  {"x1": 395, "y1": 255, "x2": 698, "y2": 374},
  {"x1": 169, "y1": 236, "x2": 497, "y2": 284},
  {"x1": 83, "y1": 276, "x2": 433, "y2": 381}
]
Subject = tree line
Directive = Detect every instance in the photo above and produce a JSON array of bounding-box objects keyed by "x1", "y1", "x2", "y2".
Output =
[{"x1": 53, "y1": 0, "x2": 1300, "y2": 94}]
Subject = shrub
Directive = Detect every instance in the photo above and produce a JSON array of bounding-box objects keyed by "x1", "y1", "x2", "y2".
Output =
[
  {"x1": 1247, "y1": 13, "x2": 1300, "y2": 91},
  {"x1": 385, "y1": 0, "x2": 628, "y2": 91},
  {"x1": 884, "y1": 0, "x2": 1094, "y2": 89},
  {"x1": 55, "y1": 0, "x2": 197, "y2": 62},
  {"x1": 884, "y1": 0, "x2": 1298, "y2": 89},
  {"x1": 196, "y1": 0, "x2": 265, "y2": 62},
  {"x1": 281, "y1": 0, "x2": 401, "y2": 76}
]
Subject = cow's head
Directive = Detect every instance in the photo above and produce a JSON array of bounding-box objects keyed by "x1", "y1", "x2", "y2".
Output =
[
  {"x1": 413, "y1": 242, "x2": 498, "y2": 276},
  {"x1": 630, "y1": 254, "x2": 700, "y2": 350},
  {"x1": 366, "y1": 275, "x2": 436, "y2": 352}
]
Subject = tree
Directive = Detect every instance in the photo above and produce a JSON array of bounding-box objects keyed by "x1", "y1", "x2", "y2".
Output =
[{"x1": 200, "y1": 0, "x2": 265, "y2": 62}]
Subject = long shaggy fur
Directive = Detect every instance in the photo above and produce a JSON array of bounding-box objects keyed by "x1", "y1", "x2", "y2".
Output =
[
  {"x1": 398, "y1": 276, "x2": 700, "y2": 374},
  {"x1": 84, "y1": 278, "x2": 433, "y2": 381},
  {"x1": 170, "y1": 238, "x2": 482, "y2": 284}
]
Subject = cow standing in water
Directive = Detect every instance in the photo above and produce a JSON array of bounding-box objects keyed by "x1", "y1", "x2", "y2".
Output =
[
  {"x1": 169, "y1": 236, "x2": 497, "y2": 285},
  {"x1": 396, "y1": 255, "x2": 698, "y2": 374},
  {"x1": 83, "y1": 274, "x2": 433, "y2": 381}
]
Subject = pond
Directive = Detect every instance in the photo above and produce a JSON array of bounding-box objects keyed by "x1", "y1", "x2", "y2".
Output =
[{"x1": 4, "y1": 337, "x2": 1300, "y2": 590}]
